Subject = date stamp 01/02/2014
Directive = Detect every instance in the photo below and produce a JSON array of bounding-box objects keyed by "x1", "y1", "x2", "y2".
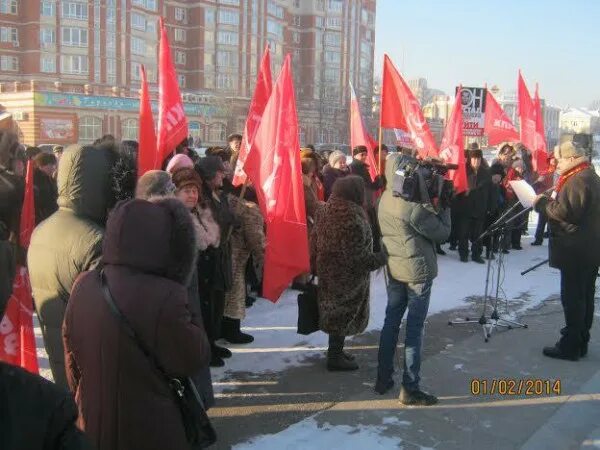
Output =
[{"x1": 470, "y1": 378, "x2": 562, "y2": 396}]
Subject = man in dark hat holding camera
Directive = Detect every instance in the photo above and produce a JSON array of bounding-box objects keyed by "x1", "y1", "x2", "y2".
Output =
[{"x1": 534, "y1": 140, "x2": 600, "y2": 361}]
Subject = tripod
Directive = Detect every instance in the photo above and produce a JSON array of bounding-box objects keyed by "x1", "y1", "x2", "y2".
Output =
[{"x1": 448, "y1": 203, "x2": 529, "y2": 342}]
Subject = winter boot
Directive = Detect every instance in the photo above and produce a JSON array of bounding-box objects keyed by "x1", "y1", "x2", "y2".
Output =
[
  {"x1": 222, "y1": 317, "x2": 254, "y2": 344},
  {"x1": 212, "y1": 343, "x2": 232, "y2": 359},
  {"x1": 374, "y1": 378, "x2": 395, "y2": 395},
  {"x1": 399, "y1": 386, "x2": 438, "y2": 406},
  {"x1": 326, "y1": 335, "x2": 358, "y2": 371}
]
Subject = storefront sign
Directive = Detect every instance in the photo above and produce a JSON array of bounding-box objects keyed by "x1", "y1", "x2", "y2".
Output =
[{"x1": 40, "y1": 117, "x2": 76, "y2": 141}]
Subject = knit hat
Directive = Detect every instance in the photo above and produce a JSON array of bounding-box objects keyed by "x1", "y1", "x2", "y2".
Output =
[
  {"x1": 554, "y1": 141, "x2": 586, "y2": 159},
  {"x1": 172, "y1": 167, "x2": 202, "y2": 191},
  {"x1": 196, "y1": 155, "x2": 225, "y2": 181},
  {"x1": 166, "y1": 154, "x2": 194, "y2": 174},
  {"x1": 352, "y1": 145, "x2": 368, "y2": 157},
  {"x1": 328, "y1": 150, "x2": 346, "y2": 168},
  {"x1": 135, "y1": 170, "x2": 176, "y2": 200}
]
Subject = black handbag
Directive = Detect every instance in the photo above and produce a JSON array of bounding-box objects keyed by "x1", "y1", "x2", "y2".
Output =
[
  {"x1": 99, "y1": 270, "x2": 217, "y2": 449},
  {"x1": 297, "y1": 278, "x2": 319, "y2": 335}
]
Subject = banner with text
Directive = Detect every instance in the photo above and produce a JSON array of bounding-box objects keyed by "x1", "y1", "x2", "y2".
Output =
[{"x1": 456, "y1": 87, "x2": 487, "y2": 137}]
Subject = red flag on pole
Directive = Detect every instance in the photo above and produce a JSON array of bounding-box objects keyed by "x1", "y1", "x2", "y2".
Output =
[
  {"x1": 137, "y1": 65, "x2": 158, "y2": 178},
  {"x1": 243, "y1": 55, "x2": 309, "y2": 302},
  {"x1": 518, "y1": 71, "x2": 537, "y2": 155},
  {"x1": 157, "y1": 17, "x2": 188, "y2": 165},
  {"x1": 233, "y1": 45, "x2": 272, "y2": 187},
  {"x1": 0, "y1": 160, "x2": 39, "y2": 374},
  {"x1": 483, "y1": 89, "x2": 519, "y2": 146},
  {"x1": 380, "y1": 54, "x2": 438, "y2": 158},
  {"x1": 350, "y1": 82, "x2": 377, "y2": 180},
  {"x1": 533, "y1": 85, "x2": 549, "y2": 174},
  {"x1": 439, "y1": 87, "x2": 467, "y2": 194}
]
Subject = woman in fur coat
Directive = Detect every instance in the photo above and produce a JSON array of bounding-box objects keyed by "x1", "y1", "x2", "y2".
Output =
[{"x1": 311, "y1": 176, "x2": 387, "y2": 371}]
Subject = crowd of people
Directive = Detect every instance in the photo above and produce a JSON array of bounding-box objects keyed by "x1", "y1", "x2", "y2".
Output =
[{"x1": 0, "y1": 128, "x2": 599, "y2": 449}]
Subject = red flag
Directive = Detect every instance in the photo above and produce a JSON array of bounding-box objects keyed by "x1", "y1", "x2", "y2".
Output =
[
  {"x1": 380, "y1": 54, "x2": 438, "y2": 158},
  {"x1": 0, "y1": 161, "x2": 39, "y2": 374},
  {"x1": 483, "y1": 89, "x2": 519, "y2": 146},
  {"x1": 350, "y1": 82, "x2": 377, "y2": 180},
  {"x1": 439, "y1": 88, "x2": 467, "y2": 194},
  {"x1": 533, "y1": 85, "x2": 549, "y2": 174},
  {"x1": 157, "y1": 17, "x2": 188, "y2": 165},
  {"x1": 518, "y1": 71, "x2": 536, "y2": 155},
  {"x1": 233, "y1": 45, "x2": 272, "y2": 187},
  {"x1": 243, "y1": 55, "x2": 309, "y2": 302},
  {"x1": 137, "y1": 65, "x2": 159, "y2": 178}
]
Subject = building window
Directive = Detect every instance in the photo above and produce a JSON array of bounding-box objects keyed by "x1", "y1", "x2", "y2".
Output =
[
  {"x1": 218, "y1": 9, "x2": 239, "y2": 25},
  {"x1": 62, "y1": 27, "x2": 88, "y2": 47},
  {"x1": 316, "y1": 17, "x2": 323, "y2": 28},
  {"x1": 40, "y1": 28, "x2": 56, "y2": 47},
  {"x1": 61, "y1": 2, "x2": 88, "y2": 20},
  {"x1": 205, "y1": 8, "x2": 215, "y2": 25},
  {"x1": 0, "y1": 55, "x2": 18, "y2": 71},
  {"x1": 325, "y1": 31, "x2": 341, "y2": 47},
  {"x1": 175, "y1": 7, "x2": 186, "y2": 22},
  {"x1": 328, "y1": 0, "x2": 342, "y2": 12},
  {"x1": 324, "y1": 68, "x2": 339, "y2": 83},
  {"x1": 175, "y1": 50, "x2": 186, "y2": 64},
  {"x1": 220, "y1": 0, "x2": 239, "y2": 4},
  {"x1": 40, "y1": 55, "x2": 56, "y2": 72},
  {"x1": 178, "y1": 74, "x2": 186, "y2": 88},
  {"x1": 0, "y1": 0, "x2": 17, "y2": 14},
  {"x1": 266, "y1": 20, "x2": 283, "y2": 38},
  {"x1": 132, "y1": 0, "x2": 157, "y2": 11},
  {"x1": 41, "y1": 1, "x2": 55, "y2": 17},
  {"x1": 294, "y1": 0, "x2": 300, "y2": 7},
  {"x1": 216, "y1": 51, "x2": 238, "y2": 68},
  {"x1": 292, "y1": 32, "x2": 300, "y2": 44},
  {"x1": 216, "y1": 73, "x2": 235, "y2": 90},
  {"x1": 61, "y1": 54, "x2": 88, "y2": 74},
  {"x1": 131, "y1": 36, "x2": 146, "y2": 56},
  {"x1": 106, "y1": 6, "x2": 116, "y2": 23},
  {"x1": 209, "y1": 123, "x2": 226, "y2": 142},
  {"x1": 174, "y1": 28, "x2": 186, "y2": 42},
  {"x1": 217, "y1": 31, "x2": 238, "y2": 45},
  {"x1": 326, "y1": 17, "x2": 342, "y2": 28},
  {"x1": 0, "y1": 27, "x2": 17, "y2": 43},
  {"x1": 131, "y1": 61, "x2": 142, "y2": 81},
  {"x1": 79, "y1": 117, "x2": 103, "y2": 142},
  {"x1": 131, "y1": 12, "x2": 147, "y2": 31},
  {"x1": 293, "y1": 16, "x2": 301, "y2": 26},
  {"x1": 267, "y1": 1, "x2": 284, "y2": 18},
  {"x1": 121, "y1": 119, "x2": 139, "y2": 140},
  {"x1": 324, "y1": 50, "x2": 341, "y2": 65},
  {"x1": 106, "y1": 32, "x2": 116, "y2": 57}
]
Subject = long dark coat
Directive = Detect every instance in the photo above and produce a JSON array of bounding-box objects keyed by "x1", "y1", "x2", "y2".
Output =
[
  {"x1": 311, "y1": 195, "x2": 384, "y2": 336},
  {"x1": 63, "y1": 199, "x2": 210, "y2": 450}
]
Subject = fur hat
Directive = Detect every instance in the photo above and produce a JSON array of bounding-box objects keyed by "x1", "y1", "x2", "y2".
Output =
[
  {"x1": 554, "y1": 141, "x2": 586, "y2": 159},
  {"x1": 195, "y1": 155, "x2": 225, "y2": 181},
  {"x1": 300, "y1": 148, "x2": 319, "y2": 175},
  {"x1": 135, "y1": 170, "x2": 175, "y2": 200},
  {"x1": 352, "y1": 145, "x2": 368, "y2": 157},
  {"x1": 227, "y1": 133, "x2": 242, "y2": 143},
  {"x1": 328, "y1": 150, "x2": 346, "y2": 168},
  {"x1": 166, "y1": 153, "x2": 194, "y2": 174},
  {"x1": 172, "y1": 167, "x2": 202, "y2": 191},
  {"x1": 205, "y1": 146, "x2": 232, "y2": 163},
  {"x1": 331, "y1": 175, "x2": 365, "y2": 206},
  {"x1": 469, "y1": 148, "x2": 483, "y2": 159}
]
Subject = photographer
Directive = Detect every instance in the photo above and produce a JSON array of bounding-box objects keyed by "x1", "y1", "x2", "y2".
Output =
[
  {"x1": 533, "y1": 141, "x2": 600, "y2": 361},
  {"x1": 374, "y1": 153, "x2": 451, "y2": 405}
]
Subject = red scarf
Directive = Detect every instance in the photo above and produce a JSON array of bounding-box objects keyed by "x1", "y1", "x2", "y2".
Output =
[{"x1": 555, "y1": 162, "x2": 591, "y2": 193}]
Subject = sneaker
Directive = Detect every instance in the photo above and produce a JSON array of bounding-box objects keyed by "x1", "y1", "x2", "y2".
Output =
[
  {"x1": 374, "y1": 378, "x2": 395, "y2": 395},
  {"x1": 399, "y1": 387, "x2": 438, "y2": 406},
  {"x1": 531, "y1": 240, "x2": 543, "y2": 246},
  {"x1": 472, "y1": 255, "x2": 485, "y2": 264},
  {"x1": 542, "y1": 345, "x2": 579, "y2": 361}
]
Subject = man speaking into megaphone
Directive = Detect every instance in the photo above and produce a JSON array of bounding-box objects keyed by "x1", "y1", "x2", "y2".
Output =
[{"x1": 533, "y1": 140, "x2": 600, "y2": 361}]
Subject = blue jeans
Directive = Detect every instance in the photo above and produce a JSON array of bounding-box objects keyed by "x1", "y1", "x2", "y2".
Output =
[{"x1": 377, "y1": 276, "x2": 432, "y2": 392}]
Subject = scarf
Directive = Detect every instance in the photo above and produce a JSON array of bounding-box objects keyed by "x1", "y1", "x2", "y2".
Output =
[{"x1": 555, "y1": 161, "x2": 591, "y2": 193}]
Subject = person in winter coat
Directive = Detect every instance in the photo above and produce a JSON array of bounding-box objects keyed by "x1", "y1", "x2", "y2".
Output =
[
  {"x1": 28, "y1": 143, "x2": 118, "y2": 387},
  {"x1": 503, "y1": 158, "x2": 526, "y2": 250},
  {"x1": 375, "y1": 153, "x2": 451, "y2": 405},
  {"x1": 0, "y1": 361, "x2": 91, "y2": 450},
  {"x1": 349, "y1": 145, "x2": 385, "y2": 251},
  {"x1": 531, "y1": 155, "x2": 557, "y2": 246},
  {"x1": 222, "y1": 192, "x2": 265, "y2": 344},
  {"x1": 0, "y1": 131, "x2": 23, "y2": 319},
  {"x1": 135, "y1": 170, "x2": 177, "y2": 200},
  {"x1": 33, "y1": 152, "x2": 59, "y2": 225},
  {"x1": 311, "y1": 176, "x2": 386, "y2": 371},
  {"x1": 455, "y1": 147, "x2": 495, "y2": 263},
  {"x1": 534, "y1": 141, "x2": 600, "y2": 361},
  {"x1": 322, "y1": 150, "x2": 349, "y2": 200},
  {"x1": 63, "y1": 198, "x2": 211, "y2": 450},
  {"x1": 196, "y1": 156, "x2": 236, "y2": 367}
]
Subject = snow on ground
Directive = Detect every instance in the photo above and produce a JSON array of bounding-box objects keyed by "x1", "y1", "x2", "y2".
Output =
[
  {"x1": 211, "y1": 213, "x2": 560, "y2": 383},
  {"x1": 232, "y1": 417, "x2": 405, "y2": 450}
]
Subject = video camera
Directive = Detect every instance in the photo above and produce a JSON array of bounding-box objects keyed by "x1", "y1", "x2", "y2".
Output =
[{"x1": 392, "y1": 155, "x2": 456, "y2": 208}]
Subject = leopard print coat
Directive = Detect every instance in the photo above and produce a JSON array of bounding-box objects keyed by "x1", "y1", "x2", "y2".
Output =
[{"x1": 311, "y1": 196, "x2": 384, "y2": 336}]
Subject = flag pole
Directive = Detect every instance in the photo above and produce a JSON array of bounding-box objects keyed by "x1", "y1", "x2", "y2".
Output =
[
  {"x1": 224, "y1": 178, "x2": 249, "y2": 243},
  {"x1": 378, "y1": 94, "x2": 383, "y2": 175}
]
